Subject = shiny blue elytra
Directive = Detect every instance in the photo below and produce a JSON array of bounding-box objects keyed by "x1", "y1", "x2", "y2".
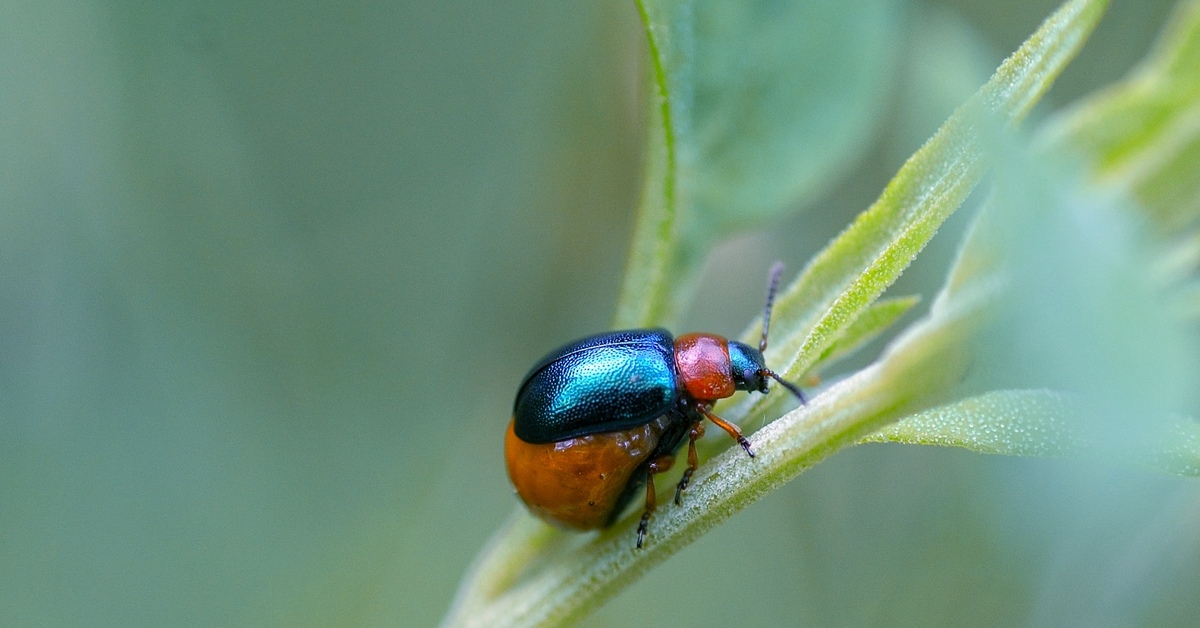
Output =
[
  {"x1": 506, "y1": 263, "x2": 809, "y2": 549},
  {"x1": 512, "y1": 329, "x2": 680, "y2": 443}
]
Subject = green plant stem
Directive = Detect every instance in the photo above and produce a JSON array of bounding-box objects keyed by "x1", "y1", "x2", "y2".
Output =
[
  {"x1": 441, "y1": 275, "x2": 993, "y2": 628},
  {"x1": 613, "y1": 0, "x2": 680, "y2": 329}
]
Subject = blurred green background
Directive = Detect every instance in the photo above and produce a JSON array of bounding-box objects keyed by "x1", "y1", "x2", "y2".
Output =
[{"x1": 3, "y1": 0, "x2": 1198, "y2": 626}]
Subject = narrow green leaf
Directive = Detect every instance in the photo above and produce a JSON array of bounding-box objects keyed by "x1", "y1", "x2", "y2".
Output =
[
  {"x1": 612, "y1": 0, "x2": 683, "y2": 329},
  {"x1": 725, "y1": 0, "x2": 1111, "y2": 428},
  {"x1": 813, "y1": 295, "x2": 920, "y2": 372},
  {"x1": 863, "y1": 389, "x2": 1085, "y2": 455},
  {"x1": 863, "y1": 389, "x2": 1200, "y2": 476},
  {"x1": 1042, "y1": 0, "x2": 1200, "y2": 234}
]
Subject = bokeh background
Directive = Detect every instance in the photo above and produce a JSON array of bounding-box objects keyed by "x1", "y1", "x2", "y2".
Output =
[{"x1": 3, "y1": 0, "x2": 1198, "y2": 625}]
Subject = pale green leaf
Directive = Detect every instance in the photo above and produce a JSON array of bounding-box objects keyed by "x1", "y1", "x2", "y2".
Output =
[
  {"x1": 864, "y1": 389, "x2": 1200, "y2": 476},
  {"x1": 864, "y1": 389, "x2": 1085, "y2": 455},
  {"x1": 813, "y1": 294, "x2": 920, "y2": 372}
]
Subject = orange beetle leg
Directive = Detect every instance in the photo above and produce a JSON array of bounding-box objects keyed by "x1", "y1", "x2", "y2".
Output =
[
  {"x1": 674, "y1": 421, "x2": 705, "y2": 506},
  {"x1": 695, "y1": 402, "x2": 754, "y2": 458},
  {"x1": 636, "y1": 454, "x2": 675, "y2": 549}
]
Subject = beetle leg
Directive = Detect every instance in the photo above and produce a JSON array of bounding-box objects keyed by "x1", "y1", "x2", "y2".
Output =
[
  {"x1": 674, "y1": 421, "x2": 705, "y2": 506},
  {"x1": 636, "y1": 455, "x2": 675, "y2": 549},
  {"x1": 694, "y1": 402, "x2": 754, "y2": 458}
]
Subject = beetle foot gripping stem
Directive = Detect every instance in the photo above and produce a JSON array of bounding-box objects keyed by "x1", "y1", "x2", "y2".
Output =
[
  {"x1": 674, "y1": 421, "x2": 705, "y2": 506},
  {"x1": 673, "y1": 469, "x2": 692, "y2": 507},
  {"x1": 636, "y1": 455, "x2": 675, "y2": 549}
]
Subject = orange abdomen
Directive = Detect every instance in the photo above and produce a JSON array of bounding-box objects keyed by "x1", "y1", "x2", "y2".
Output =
[{"x1": 504, "y1": 416, "x2": 669, "y2": 530}]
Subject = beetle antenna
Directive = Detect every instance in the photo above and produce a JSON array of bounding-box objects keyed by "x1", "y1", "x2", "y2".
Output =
[
  {"x1": 760, "y1": 261, "x2": 784, "y2": 352},
  {"x1": 760, "y1": 263, "x2": 806, "y2": 404},
  {"x1": 762, "y1": 369, "x2": 806, "y2": 404}
]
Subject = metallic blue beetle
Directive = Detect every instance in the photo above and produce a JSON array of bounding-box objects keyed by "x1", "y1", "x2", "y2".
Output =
[{"x1": 504, "y1": 263, "x2": 805, "y2": 548}]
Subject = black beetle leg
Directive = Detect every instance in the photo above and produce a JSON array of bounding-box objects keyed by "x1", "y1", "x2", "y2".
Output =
[
  {"x1": 636, "y1": 455, "x2": 675, "y2": 549},
  {"x1": 674, "y1": 421, "x2": 705, "y2": 506},
  {"x1": 694, "y1": 402, "x2": 754, "y2": 458}
]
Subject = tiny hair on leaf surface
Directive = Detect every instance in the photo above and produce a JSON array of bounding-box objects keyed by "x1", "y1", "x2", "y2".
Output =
[{"x1": 864, "y1": 389, "x2": 1200, "y2": 475}]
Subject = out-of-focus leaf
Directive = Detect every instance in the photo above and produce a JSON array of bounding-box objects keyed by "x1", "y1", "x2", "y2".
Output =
[
  {"x1": 614, "y1": 0, "x2": 902, "y2": 328},
  {"x1": 1042, "y1": 0, "x2": 1200, "y2": 234},
  {"x1": 1002, "y1": 129, "x2": 1194, "y2": 427},
  {"x1": 1182, "y1": 281, "x2": 1200, "y2": 319},
  {"x1": 1150, "y1": 416, "x2": 1200, "y2": 475},
  {"x1": 911, "y1": 128, "x2": 1195, "y2": 457},
  {"x1": 875, "y1": 45, "x2": 1200, "y2": 470},
  {"x1": 688, "y1": 0, "x2": 900, "y2": 234},
  {"x1": 1152, "y1": 231, "x2": 1200, "y2": 284}
]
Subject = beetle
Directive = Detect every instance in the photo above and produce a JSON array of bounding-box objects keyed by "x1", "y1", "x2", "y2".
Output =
[{"x1": 504, "y1": 262, "x2": 806, "y2": 548}]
